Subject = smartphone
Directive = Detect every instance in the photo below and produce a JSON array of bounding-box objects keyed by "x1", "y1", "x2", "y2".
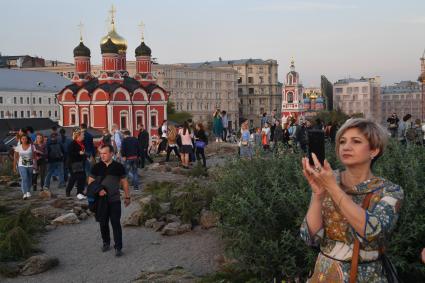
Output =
[{"x1": 308, "y1": 130, "x2": 325, "y2": 166}]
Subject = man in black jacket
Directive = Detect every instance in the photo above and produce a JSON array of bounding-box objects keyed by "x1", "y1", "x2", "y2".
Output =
[
  {"x1": 44, "y1": 133, "x2": 65, "y2": 190},
  {"x1": 137, "y1": 124, "x2": 153, "y2": 168},
  {"x1": 88, "y1": 144, "x2": 130, "y2": 257}
]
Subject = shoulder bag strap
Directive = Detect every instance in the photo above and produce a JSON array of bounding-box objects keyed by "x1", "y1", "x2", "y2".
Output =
[{"x1": 349, "y1": 192, "x2": 374, "y2": 283}]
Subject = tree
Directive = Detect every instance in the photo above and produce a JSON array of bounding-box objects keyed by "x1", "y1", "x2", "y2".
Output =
[{"x1": 167, "y1": 101, "x2": 193, "y2": 125}]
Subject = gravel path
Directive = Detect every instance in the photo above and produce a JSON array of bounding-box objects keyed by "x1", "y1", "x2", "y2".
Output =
[
  {"x1": 3, "y1": 200, "x2": 222, "y2": 283},
  {"x1": 1, "y1": 154, "x2": 233, "y2": 283}
]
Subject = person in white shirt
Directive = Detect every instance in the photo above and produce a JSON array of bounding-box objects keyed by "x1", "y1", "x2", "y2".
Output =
[
  {"x1": 13, "y1": 135, "x2": 34, "y2": 199},
  {"x1": 157, "y1": 120, "x2": 168, "y2": 154}
]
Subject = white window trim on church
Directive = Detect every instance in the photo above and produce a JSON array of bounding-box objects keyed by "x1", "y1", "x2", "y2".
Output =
[
  {"x1": 69, "y1": 108, "x2": 78, "y2": 126},
  {"x1": 119, "y1": 110, "x2": 130, "y2": 130},
  {"x1": 135, "y1": 110, "x2": 145, "y2": 128}
]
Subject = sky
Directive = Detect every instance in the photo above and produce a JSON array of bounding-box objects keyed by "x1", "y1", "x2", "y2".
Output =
[{"x1": 1, "y1": 0, "x2": 425, "y2": 87}]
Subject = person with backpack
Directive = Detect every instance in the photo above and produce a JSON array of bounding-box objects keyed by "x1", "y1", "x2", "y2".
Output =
[
  {"x1": 59, "y1": 128, "x2": 71, "y2": 183},
  {"x1": 121, "y1": 130, "x2": 141, "y2": 190},
  {"x1": 165, "y1": 125, "x2": 181, "y2": 163},
  {"x1": 43, "y1": 133, "x2": 65, "y2": 190},
  {"x1": 137, "y1": 124, "x2": 154, "y2": 168},
  {"x1": 66, "y1": 128, "x2": 87, "y2": 199},
  {"x1": 194, "y1": 123, "x2": 208, "y2": 167}
]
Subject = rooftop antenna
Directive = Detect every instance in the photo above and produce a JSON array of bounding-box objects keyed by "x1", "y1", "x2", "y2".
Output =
[
  {"x1": 77, "y1": 21, "x2": 84, "y2": 42},
  {"x1": 138, "y1": 21, "x2": 145, "y2": 42}
]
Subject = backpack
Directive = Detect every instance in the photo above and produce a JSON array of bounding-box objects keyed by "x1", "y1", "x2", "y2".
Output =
[
  {"x1": 406, "y1": 127, "x2": 417, "y2": 142},
  {"x1": 48, "y1": 143, "x2": 64, "y2": 160}
]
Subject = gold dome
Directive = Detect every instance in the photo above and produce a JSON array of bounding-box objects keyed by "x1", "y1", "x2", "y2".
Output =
[{"x1": 100, "y1": 6, "x2": 127, "y2": 53}]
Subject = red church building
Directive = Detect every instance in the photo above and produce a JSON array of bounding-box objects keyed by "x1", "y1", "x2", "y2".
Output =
[{"x1": 57, "y1": 10, "x2": 168, "y2": 139}]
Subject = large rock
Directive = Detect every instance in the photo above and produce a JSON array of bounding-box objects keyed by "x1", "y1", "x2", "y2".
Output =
[
  {"x1": 78, "y1": 212, "x2": 88, "y2": 220},
  {"x1": 50, "y1": 199, "x2": 68, "y2": 209},
  {"x1": 165, "y1": 214, "x2": 181, "y2": 224},
  {"x1": 200, "y1": 209, "x2": 219, "y2": 229},
  {"x1": 72, "y1": 206, "x2": 83, "y2": 215},
  {"x1": 144, "y1": 218, "x2": 157, "y2": 228},
  {"x1": 51, "y1": 213, "x2": 80, "y2": 225},
  {"x1": 20, "y1": 254, "x2": 59, "y2": 276},
  {"x1": 123, "y1": 210, "x2": 142, "y2": 226},
  {"x1": 38, "y1": 190, "x2": 52, "y2": 199},
  {"x1": 139, "y1": 195, "x2": 154, "y2": 207},
  {"x1": 161, "y1": 222, "x2": 192, "y2": 236},
  {"x1": 152, "y1": 221, "x2": 166, "y2": 232},
  {"x1": 31, "y1": 206, "x2": 63, "y2": 221}
]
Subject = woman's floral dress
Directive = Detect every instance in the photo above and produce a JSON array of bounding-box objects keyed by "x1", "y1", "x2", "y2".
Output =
[{"x1": 300, "y1": 171, "x2": 404, "y2": 283}]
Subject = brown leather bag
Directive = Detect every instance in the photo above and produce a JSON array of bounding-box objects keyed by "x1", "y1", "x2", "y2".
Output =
[{"x1": 349, "y1": 193, "x2": 373, "y2": 283}]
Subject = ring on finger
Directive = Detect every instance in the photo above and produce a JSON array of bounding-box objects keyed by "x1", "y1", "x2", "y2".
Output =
[{"x1": 314, "y1": 166, "x2": 322, "y2": 173}]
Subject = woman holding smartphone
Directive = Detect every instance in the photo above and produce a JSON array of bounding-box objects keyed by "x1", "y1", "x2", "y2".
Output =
[{"x1": 300, "y1": 118, "x2": 404, "y2": 282}]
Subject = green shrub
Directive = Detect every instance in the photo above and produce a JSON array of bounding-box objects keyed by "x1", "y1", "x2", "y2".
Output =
[
  {"x1": 211, "y1": 153, "x2": 316, "y2": 281},
  {"x1": 140, "y1": 198, "x2": 161, "y2": 222},
  {"x1": 0, "y1": 206, "x2": 42, "y2": 260},
  {"x1": 186, "y1": 163, "x2": 208, "y2": 178},
  {"x1": 372, "y1": 141, "x2": 425, "y2": 281},
  {"x1": 172, "y1": 181, "x2": 207, "y2": 224},
  {"x1": 211, "y1": 140, "x2": 425, "y2": 281},
  {"x1": 144, "y1": 181, "x2": 174, "y2": 202}
]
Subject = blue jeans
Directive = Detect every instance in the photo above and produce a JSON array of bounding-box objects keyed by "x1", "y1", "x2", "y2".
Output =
[
  {"x1": 18, "y1": 166, "x2": 33, "y2": 194},
  {"x1": 125, "y1": 159, "x2": 139, "y2": 188},
  {"x1": 44, "y1": 162, "x2": 65, "y2": 188}
]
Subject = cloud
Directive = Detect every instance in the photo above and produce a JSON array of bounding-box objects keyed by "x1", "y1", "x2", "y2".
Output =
[{"x1": 250, "y1": 1, "x2": 357, "y2": 12}]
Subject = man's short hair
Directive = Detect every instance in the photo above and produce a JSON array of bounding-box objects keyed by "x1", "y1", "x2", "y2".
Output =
[
  {"x1": 99, "y1": 144, "x2": 114, "y2": 153},
  {"x1": 51, "y1": 126, "x2": 58, "y2": 131}
]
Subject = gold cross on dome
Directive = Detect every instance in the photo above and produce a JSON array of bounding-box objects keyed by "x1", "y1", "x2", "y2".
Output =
[
  {"x1": 77, "y1": 21, "x2": 84, "y2": 42},
  {"x1": 138, "y1": 21, "x2": 145, "y2": 42},
  {"x1": 109, "y1": 5, "x2": 116, "y2": 23}
]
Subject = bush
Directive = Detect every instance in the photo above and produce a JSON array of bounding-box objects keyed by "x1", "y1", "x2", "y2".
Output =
[
  {"x1": 211, "y1": 152, "x2": 316, "y2": 281},
  {"x1": 211, "y1": 140, "x2": 425, "y2": 281},
  {"x1": 144, "y1": 181, "x2": 174, "y2": 202},
  {"x1": 0, "y1": 206, "x2": 43, "y2": 261}
]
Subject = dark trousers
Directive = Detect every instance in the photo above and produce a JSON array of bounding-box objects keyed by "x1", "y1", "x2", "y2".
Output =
[
  {"x1": 222, "y1": 128, "x2": 228, "y2": 142},
  {"x1": 100, "y1": 201, "x2": 122, "y2": 250},
  {"x1": 166, "y1": 146, "x2": 180, "y2": 161},
  {"x1": 157, "y1": 138, "x2": 167, "y2": 153},
  {"x1": 66, "y1": 171, "x2": 86, "y2": 195},
  {"x1": 32, "y1": 162, "x2": 46, "y2": 190},
  {"x1": 140, "y1": 148, "x2": 153, "y2": 168},
  {"x1": 195, "y1": 147, "x2": 206, "y2": 167}
]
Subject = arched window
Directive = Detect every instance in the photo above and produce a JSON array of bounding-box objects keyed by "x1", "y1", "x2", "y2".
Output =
[
  {"x1": 81, "y1": 109, "x2": 89, "y2": 125},
  {"x1": 120, "y1": 110, "x2": 129, "y2": 130},
  {"x1": 288, "y1": 74, "x2": 293, "y2": 85},
  {"x1": 135, "y1": 110, "x2": 145, "y2": 128},
  {"x1": 150, "y1": 110, "x2": 158, "y2": 128},
  {"x1": 287, "y1": 92, "x2": 294, "y2": 103},
  {"x1": 69, "y1": 108, "x2": 77, "y2": 126}
]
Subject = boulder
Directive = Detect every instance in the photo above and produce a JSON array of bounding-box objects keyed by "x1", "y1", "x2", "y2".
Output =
[
  {"x1": 152, "y1": 221, "x2": 166, "y2": 232},
  {"x1": 38, "y1": 190, "x2": 52, "y2": 199},
  {"x1": 161, "y1": 222, "x2": 192, "y2": 236},
  {"x1": 200, "y1": 209, "x2": 219, "y2": 229},
  {"x1": 161, "y1": 222, "x2": 181, "y2": 236},
  {"x1": 50, "y1": 199, "x2": 67, "y2": 209},
  {"x1": 73, "y1": 206, "x2": 83, "y2": 215},
  {"x1": 31, "y1": 206, "x2": 63, "y2": 221},
  {"x1": 78, "y1": 212, "x2": 88, "y2": 220},
  {"x1": 51, "y1": 213, "x2": 80, "y2": 225},
  {"x1": 20, "y1": 255, "x2": 59, "y2": 276},
  {"x1": 139, "y1": 195, "x2": 154, "y2": 207},
  {"x1": 165, "y1": 214, "x2": 181, "y2": 224},
  {"x1": 123, "y1": 210, "x2": 142, "y2": 226},
  {"x1": 144, "y1": 218, "x2": 157, "y2": 228},
  {"x1": 159, "y1": 202, "x2": 171, "y2": 214}
]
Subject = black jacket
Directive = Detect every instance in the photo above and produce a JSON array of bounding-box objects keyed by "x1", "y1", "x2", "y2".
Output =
[
  {"x1": 121, "y1": 136, "x2": 140, "y2": 158},
  {"x1": 137, "y1": 130, "x2": 150, "y2": 149},
  {"x1": 273, "y1": 126, "x2": 284, "y2": 143},
  {"x1": 67, "y1": 140, "x2": 85, "y2": 164},
  {"x1": 194, "y1": 129, "x2": 208, "y2": 143}
]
